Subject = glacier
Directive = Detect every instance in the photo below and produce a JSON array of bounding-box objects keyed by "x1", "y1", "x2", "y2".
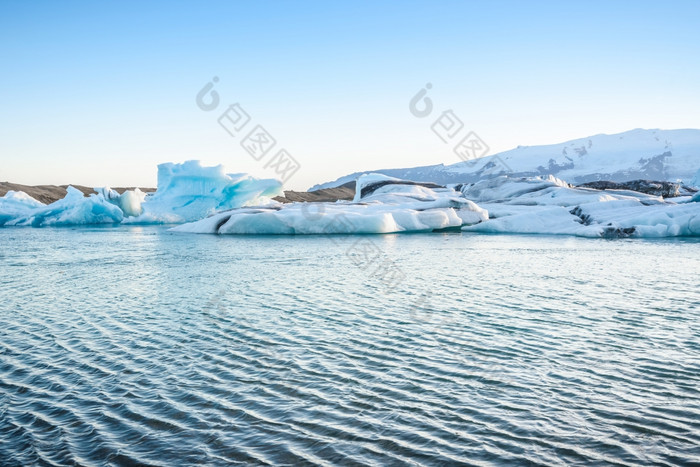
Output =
[
  {"x1": 0, "y1": 161, "x2": 282, "y2": 227},
  {"x1": 311, "y1": 128, "x2": 700, "y2": 190},
  {"x1": 172, "y1": 174, "x2": 489, "y2": 235}
]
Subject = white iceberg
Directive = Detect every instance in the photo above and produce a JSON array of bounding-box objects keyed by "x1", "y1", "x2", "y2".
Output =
[
  {"x1": 0, "y1": 161, "x2": 282, "y2": 227},
  {"x1": 172, "y1": 173, "x2": 489, "y2": 235},
  {"x1": 459, "y1": 175, "x2": 700, "y2": 238}
]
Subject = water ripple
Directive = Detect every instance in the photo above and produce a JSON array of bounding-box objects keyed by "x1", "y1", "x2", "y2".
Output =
[{"x1": 1, "y1": 227, "x2": 699, "y2": 465}]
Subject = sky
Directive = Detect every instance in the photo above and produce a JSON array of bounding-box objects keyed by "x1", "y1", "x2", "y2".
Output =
[{"x1": 1, "y1": 0, "x2": 699, "y2": 190}]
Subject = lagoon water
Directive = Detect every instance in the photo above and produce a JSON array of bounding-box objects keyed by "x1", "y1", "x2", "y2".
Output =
[{"x1": 1, "y1": 226, "x2": 699, "y2": 465}]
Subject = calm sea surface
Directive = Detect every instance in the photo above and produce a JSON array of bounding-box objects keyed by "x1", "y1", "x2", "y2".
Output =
[{"x1": 1, "y1": 226, "x2": 699, "y2": 466}]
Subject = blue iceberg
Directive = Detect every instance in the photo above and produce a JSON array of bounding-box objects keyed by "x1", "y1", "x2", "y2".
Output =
[
  {"x1": 0, "y1": 161, "x2": 282, "y2": 227},
  {"x1": 125, "y1": 161, "x2": 282, "y2": 223}
]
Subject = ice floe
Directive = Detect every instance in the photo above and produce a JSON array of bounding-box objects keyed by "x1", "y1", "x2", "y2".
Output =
[
  {"x1": 175, "y1": 173, "x2": 699, "y2": 238},
  {"x1": 459, "y1": 175, "x2": 699, "y2": 238},
  {"x1": 172, "y1": 174, "x2": 489, "y2": 235}
]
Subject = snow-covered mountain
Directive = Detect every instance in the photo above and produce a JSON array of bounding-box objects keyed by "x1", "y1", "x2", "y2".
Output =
[{"x1": 310, "y1": 129, "x2": 700, "y2": 190}]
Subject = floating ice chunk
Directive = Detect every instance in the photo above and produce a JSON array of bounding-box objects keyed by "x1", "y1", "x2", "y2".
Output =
[
  {"x1": 172, "y1": 202, "x2": 487, "y2": 235},
  {"x1": 460, "y1": 175, "x2": 700, "y2": 238},
  {"x1": 126, "y1": 161, "x2": 282, "y2": 223},
  {"x1": 94, "y1": 187, "x2": 147, "y2": 217},
  {"x1": 118, "y1": 189, "x2": 146, "y2": 217},
  {"x1": 576, "y1": 200, "x2": 700, "y2": 237},
  {"x1": 459, "y1": 175, "x2": 662, "y2": 206},
  {"x1": 463, "y1": 205, "x2": 602, "y2": 236},
  {"x1": 6, "y1": 186, "x2": 124, "y2": 227},
  {"x1": 0, "y1": 191, "x2": 45, "y2": 225},
  {"x1": 172, "y1": 174, "x2": 489, "y2": 235}
]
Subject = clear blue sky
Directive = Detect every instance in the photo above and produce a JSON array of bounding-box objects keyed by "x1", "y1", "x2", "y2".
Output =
[{"x1": 1, "y1": 0, "x2": 698, "y2": 189}]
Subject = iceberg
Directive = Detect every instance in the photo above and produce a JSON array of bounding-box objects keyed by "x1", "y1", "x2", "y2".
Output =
[
  {"x1": 174, "y1": 173, "x2": 699, "y2": 238},
  {"x1": 459, "y1": 175, "x2": 700, "y2": 238},
  {"x1": 172, "y1": 174, "x2": 489, "y2": 235},
  {"x1": 3, "y1": 186, "x2": 124, "y2": 227},
  {"x1": 0, "y1": 161, "x2": 282, "y2": 227},
  {"x1": 0, "y1": 191, "x2": 46, "y2": 226},
  {"x1": 125, "y1": 161, "x2": 282, "y2": 223}
]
